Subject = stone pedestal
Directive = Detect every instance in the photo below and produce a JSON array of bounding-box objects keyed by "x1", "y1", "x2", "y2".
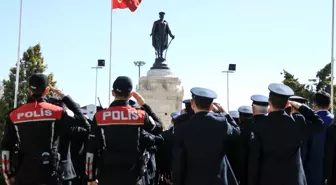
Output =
[{"x1": 137, "y1": 69, "x2": 184, "y2": 129}]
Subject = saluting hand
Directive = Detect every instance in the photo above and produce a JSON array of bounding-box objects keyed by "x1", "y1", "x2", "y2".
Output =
[
  {"x1": 289, "y1": 101, "x2": 302, "y2": 110},
  {"x1": 214, "y1": 103, "x2": 225, "y2": 113},
  {"x1": 49, "y1": 86, "x2": 65, "y2": 99},
  {"x1": 132, "y1": 91, "x2": 146, "y2": 106}
]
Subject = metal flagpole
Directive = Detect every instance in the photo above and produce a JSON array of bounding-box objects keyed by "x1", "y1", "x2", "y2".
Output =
[
  {"x1": 108, "y1": 0, "x2": 113, "y2": 106},
  {"x1": 14, "y1": 0, "x2": 23, "y2": 108},
  {"x1": 331, "y1": 0, "x2": 335, "y2": 112}
]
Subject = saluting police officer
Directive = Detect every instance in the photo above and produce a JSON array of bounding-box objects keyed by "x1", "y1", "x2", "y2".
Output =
[
  {"x1": 172, "y1": 87, "x2": 240, "y2": 185},
  {"x1": 248, "y1": 83, "x2": 324, "y2": 185},
  {"x1": 86, "y1": 76, "x2": 163, "y2": 185},
  {"x1": 1, "y1": 73, "x2": 90, "y2": 185},
  {"x1": 174, "y1": 99, "x2": 194, "y2": 125},
  {"x1": 46, "y1": 96, "x2": 91, "y2": 185},
  {"x1": 229, "y1": 111, "x2": 240, "y2": 125},
  {"x1": 237, "y1": 106, "x2": 253, "y2": 128},
  {"x1": 288, "y1": 96, "x2": 310, "y2": 168}
]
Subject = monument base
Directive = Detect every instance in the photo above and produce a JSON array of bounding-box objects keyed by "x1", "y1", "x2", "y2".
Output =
[
  {"x1": 137, "y1": 69, "x2": 184, "y2": 129},
  {"x1": 150, "y1": 58, "x2": 170, "y2": 70}
]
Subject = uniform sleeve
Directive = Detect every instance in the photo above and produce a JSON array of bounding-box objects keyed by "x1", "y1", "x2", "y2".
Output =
[
  {"x1": 224, "y1": 113, "x2": 239, "y2": 128},
  {"x1": 140, "y1": 130, "x2": 164, "y2": 149},
  {"x1": 172, "y1": 124, "x2": 186, "y2": 185},
  {"x1": 297, "y1": 104, "x2": 324, "y2": 136},
  {"x1": 61, "y1": 96, "x2": 91, "y2": 132},
  {"x1": 1, "y1": 117, "x2": 17, "y2": 184},
  {"x1": 85, "y1": 117, "x2": 103, "y2": 182},
  {"x1": 142, "y1": 113, "x2": 163, "y2": 135}
]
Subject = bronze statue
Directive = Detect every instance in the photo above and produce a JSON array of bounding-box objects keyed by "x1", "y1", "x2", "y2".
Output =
[{"x1": 150, "y1": 12, "x2": 175, "y2": 70}]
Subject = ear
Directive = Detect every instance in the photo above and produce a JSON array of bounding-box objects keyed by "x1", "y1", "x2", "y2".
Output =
[
  {"x1": 43, "y1": 87, "x2": 50, "y2": 96},
  {"x1": 190, "y1": 99, "x2": 196, "y2": 110},
  {"x1": 329, "y1": 104, "x2": 332, "y2": 110},
  {"x1": 28, "y1": 88, "x2": 32, "y2": 95},
  {"x1": 127, "y1": 93, "x2": 132, "y2": 99},
  {"x1": 112, "y1": 90, "x2": 115, "y2": 97},
  {"x1": 209, "y1": 103, "x2": 214, "y2": 111}
]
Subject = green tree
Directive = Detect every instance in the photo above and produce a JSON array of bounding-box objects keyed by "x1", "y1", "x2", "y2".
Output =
[
  {"x1": 282, "y1": 62, "x2": 336, "y2": 110},
  {"x1": 0, "y1": 43, "x2": 57, "y2": 127},
  {"x1": 281, "y1": 70, "x2": 314, "y2": 105}
]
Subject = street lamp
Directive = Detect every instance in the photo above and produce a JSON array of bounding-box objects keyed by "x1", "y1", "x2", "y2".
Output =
[
  {"x1": 92, "y1": 59, "x2": 105, "y2": 107},
  {"x1": 134, "y1": 61, "x2": 146, "y2": 89},
  {"x1": 222, "y1": 64, "x2": 236, "y2": 111}
]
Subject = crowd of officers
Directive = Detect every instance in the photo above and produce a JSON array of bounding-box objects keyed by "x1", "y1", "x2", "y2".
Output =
[{"x1": 1, "y1": 73, "x2": 336, "y2": 185}]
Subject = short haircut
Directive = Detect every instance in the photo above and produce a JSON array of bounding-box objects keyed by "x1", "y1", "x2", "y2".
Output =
[
  {"x1": 193, "y1": 97, "x2": 213, "y2": 110},
  {"x1": 269, "y1": 96, "x2": 287, "y2": 109},
  {"x1": 313, "y1": 91, "x2": 330, "y2": 109},
  {"x1": 114, "y1": 91, "x2": 131, "y2": 99}
]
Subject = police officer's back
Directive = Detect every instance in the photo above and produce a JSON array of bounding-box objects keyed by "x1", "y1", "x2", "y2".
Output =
[
  {"x1": 86, "y1": 76, "x2": 163, "y2": 185},
  {"x1": 174, "y1": 99, "x2": 194, "y2": 127},
  {"x1": 1, "y1": 73, "x2": 89, "y2": 185},
  {"x1": 172, "y1": 87, "x2": 240, "y2": 185},
  {"x1": 46, "y1": 96, "x2": 91, "y2": 185},
  {"x1": 248, "y1": 83, "x2": 324, "y2": 185}
]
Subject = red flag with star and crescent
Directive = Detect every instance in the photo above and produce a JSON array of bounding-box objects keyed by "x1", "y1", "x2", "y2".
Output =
[{"x1": 112, "y1": 0, "x2": 142, "y2": 12}]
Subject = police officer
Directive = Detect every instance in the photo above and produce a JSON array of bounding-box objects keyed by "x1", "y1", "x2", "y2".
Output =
[
  {"x1": 229, "y1": 111, "x2": 240, "y2": 125},
  {"x1": 248, "y1": 83, "x2": 324, "y2": 185},
  {"x1": 86, "y1": 76, "x2": 163, "y2": 185},
  {"x1": 174, "y1": 99, "x2": 194, "y2": 125},
  {"x1": 69, "y1": 115, "x2": 91, "y2": 185},
  {"x1": 1, "y1": 73, "x2": 90, "y2": 185},
  {"x1": 237, "y1": 106, "x2": 253, "y2": 127},
  {"x1": 288, "y1": 95, "x2": 310, "y2": 168},
  {"x1": 172, "y1": 87, "x2": 240, "y2": 185},
  {"x1": 46, "y1": 96, "x2": 90, "y2": 185},
  {"x1": 155, "y1": 112, "x2": 179, "y2": 185}
]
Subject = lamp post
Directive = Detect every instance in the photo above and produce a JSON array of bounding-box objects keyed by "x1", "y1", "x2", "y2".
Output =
[
  {"x1": 134, "y1": 61, "x2": 146, "y2": 89},
  {"x1": 13, "y1": 0, "x2": 23, "y2": 108},
  {"x1": 222, "y1": 64, "x2": 236, "y2": 111},
  {"x1": 92, "y1": 59, "x2": 105, "y2": 107}
]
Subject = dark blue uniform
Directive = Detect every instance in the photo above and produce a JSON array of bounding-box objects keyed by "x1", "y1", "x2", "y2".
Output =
[
  {"x1": 172, "y1": 87, "x2": 240, "y2": 185},
  {"x1": 46, "y1": 97, "x2": 91, "y2": 185},
  {"x1": 238, "y1": 95, "x2": 268, "y2": 185},
  {"x1": 248, "y1": 83, "x2": 324, "y2": 185},
  {"x1": 289, "y1": 96, "x2": 309, "y2": 167},
  {"x1": 86, "y1": 76, "x2": 163, "y2": 185},
  {"x1": 324, "y1": 121, "x2": 336, "y2": 185}
]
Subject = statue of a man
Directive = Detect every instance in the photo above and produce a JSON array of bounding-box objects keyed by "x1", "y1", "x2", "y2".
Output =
[{"x1": 150, "y1": 12, "x2": 175, "y2": 60}]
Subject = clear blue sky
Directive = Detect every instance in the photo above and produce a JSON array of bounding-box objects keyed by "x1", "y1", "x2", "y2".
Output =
[{"x1": 0, "y1": 0, "x2": 333, "y2": 111}]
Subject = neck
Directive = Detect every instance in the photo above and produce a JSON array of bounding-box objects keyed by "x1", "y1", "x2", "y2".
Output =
[
  {"x1": 194, "y1": 108, "x2": 210, "y2": 113},
  {"x1": 269, "y1": 107, "x2": 283, "y2": 112},
  {"x1": 114, "y1": 98, "x2": 128, "y2": 101},
  {"x1": 253, "y1": 112, "x2": 266, "y2": 116}
]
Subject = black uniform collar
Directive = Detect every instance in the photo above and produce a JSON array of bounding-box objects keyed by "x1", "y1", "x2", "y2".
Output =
[
  {"x1": 194, "y1": 111, "x2": 209, "y2": 116},
  {"x1": 268, "y1": 110, "x2": 285, "y2": 115},
  {"x1": 110, "y1": 100, "x2": 129, "y2": 107},
  {"x1": 27, "y1": 96, "x2": 47, "y2": 103}
]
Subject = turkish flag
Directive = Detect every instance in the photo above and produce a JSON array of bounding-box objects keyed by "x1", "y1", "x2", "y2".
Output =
[{"x1": 112, "y1": 0, "x2": 142, "y2": 12}]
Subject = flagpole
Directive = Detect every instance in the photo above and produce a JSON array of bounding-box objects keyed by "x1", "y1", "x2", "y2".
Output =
[
  {"x1": 14, "y1": 0, "x2": 23, "y2": 109},
  {"x1": 331, "y1": 0, "x2": 335, "y2": 112},
  {"x1": 108, "y1": 0, "x2": 113, "y2": 106}
]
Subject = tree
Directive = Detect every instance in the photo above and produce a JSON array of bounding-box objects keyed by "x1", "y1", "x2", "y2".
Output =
[
  {"x1": 0, "y1": 43, "x2": 57, "y2": 128},
  {"x1": 281, "y1": 70, "x2": 314, "y2": 106},
  {"x1": 0, "y1": 82, "x2": 3, "y2": 99},
  {"x1": 282, "y1": 62, "x2": 336, "y2": 109}
]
